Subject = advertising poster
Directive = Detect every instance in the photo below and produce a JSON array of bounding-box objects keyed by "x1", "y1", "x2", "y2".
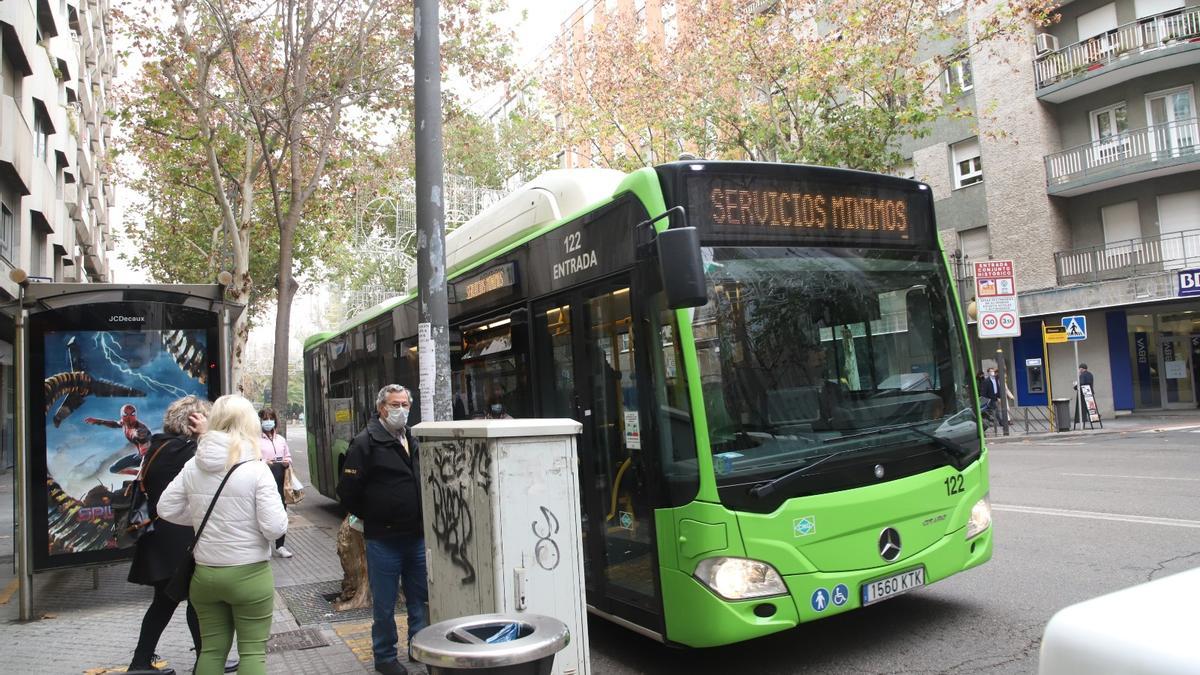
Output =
[
  {"x1": 39, "y1": 329, "x2": 209, "y2": 561},
  {"x1": 28, "y1": 298, "x2": 223, "y2": 571}
]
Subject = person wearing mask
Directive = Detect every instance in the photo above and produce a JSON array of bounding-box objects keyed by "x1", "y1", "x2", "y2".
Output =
[
  {"x1": 125, "y1": 396, "x2": 211, "y2": 675},
  {"x1": 257, "y1": 407, "x2": 293, "y2": 558},
  {"x1": 484, "y1": 383, "x2": 513, "y2": 419},
  {"x1": 337, "y1": 384, "x2": 427, "y2": 675},
  {"x1": 158, "y1": 395, "x2": 288, "y2": 675},
  {"x1": 980, "y1": 367, "x2": 1002, "y2": 407}
]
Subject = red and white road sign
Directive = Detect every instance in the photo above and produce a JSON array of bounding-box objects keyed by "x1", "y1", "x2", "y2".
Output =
[{"x1": 975, "y1": 260, "x2": 1021, "y2": 338}]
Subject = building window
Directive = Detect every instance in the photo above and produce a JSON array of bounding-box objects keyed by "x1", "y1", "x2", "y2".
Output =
[
  {"x1": 1145, "y1": 85, "x2": 1197, "y2": 155},
  {"x1": 0, "y1": 204, "x2": 16, "y2": 265},
  {"x1": 1100, "y1": 200, "x2": 1141, "y2": 259},
  {"x1": 33, "y1": 104, "x2": 52, "y2": 161},
  {"x1": 30, "y1": 231, "x2": 45, "y2": 278},
  {"x1": 952, "y1": 138, "x2": 983, "y2": 188},
  {"x1": 1090, "y1": 102, "x2": 1129, "y2": 163},
  {"x1": 958, "y1": 226, "x2": 991, "y2": 266},
  {"x1": 943, "y1": 57, "x2": 973, "y2": 94}
]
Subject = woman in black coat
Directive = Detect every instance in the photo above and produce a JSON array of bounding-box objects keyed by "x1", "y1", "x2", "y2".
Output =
[{"x1": 125, "y1": 395, "x2": 211, "y2": 675}]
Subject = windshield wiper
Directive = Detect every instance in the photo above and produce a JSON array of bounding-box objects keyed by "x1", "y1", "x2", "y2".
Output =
[
  {"x1": 827, "y1": 420, "x2": 969, "y2": 459},
  {"x1": 748, "y1": 447, "x2": 861, "y2": 499},
  {"x1": 747, "y1": 420, "x2": 973, "y2": 500}
]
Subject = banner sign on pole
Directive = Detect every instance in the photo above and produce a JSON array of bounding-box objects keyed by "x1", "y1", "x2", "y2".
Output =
[{"x1": 974, "y1": 260, "x2": 1020, "y2": 338}]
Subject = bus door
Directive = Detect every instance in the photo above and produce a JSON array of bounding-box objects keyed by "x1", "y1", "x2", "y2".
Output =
[{"x1": 533, "y1": 275, "x2": 662, "y2": 630}]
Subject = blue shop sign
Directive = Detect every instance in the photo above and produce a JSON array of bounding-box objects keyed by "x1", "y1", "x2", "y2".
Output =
[{"x1": 1179, "y1": 268, "x2": 1200, "y2": 297}]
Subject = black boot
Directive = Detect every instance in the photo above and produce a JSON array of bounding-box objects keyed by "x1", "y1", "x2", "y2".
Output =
[{"x1": 126, "y1": 654, "x2": 177, "y2": 675}]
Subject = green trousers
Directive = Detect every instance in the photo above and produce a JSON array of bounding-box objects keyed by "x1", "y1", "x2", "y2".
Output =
[{"x1": 190, "y1": 561, "x2": 274, "y2": 675}]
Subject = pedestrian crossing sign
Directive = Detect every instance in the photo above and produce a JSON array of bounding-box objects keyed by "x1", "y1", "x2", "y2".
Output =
[{"x1": 1062, "y1": 315, "x2": 1087, "y2": 341}]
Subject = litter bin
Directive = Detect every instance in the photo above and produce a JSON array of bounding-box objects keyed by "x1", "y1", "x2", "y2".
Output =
[
  {"x1": 1051, "y1": 399, "x2": 1071, "y2": 432},
  {"x1": 411, "y1": 613, "x2": 570, "y2": 675}
]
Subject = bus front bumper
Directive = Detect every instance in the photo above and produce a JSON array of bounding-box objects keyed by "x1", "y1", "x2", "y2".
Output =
[{"x1": 662, "y1": 524, "x2": 992, "y2": 648}]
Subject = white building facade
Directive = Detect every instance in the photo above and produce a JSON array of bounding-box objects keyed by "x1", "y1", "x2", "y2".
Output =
[{"x1": 0, "y1": 0, "x2": 116, "y2": 467}]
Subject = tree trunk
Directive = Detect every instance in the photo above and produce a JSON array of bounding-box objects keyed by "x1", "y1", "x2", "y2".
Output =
[
  {"x1": 333, "y1": 515, "x2": 371, "y2": 611},
  {"x1": 270, "y1": 216, "x2": 298, "y2": 431}
]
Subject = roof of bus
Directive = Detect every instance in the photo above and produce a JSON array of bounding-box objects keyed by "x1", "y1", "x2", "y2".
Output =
[{"x1": 304, "y1": 167, "x2": 635, "y2": 353}]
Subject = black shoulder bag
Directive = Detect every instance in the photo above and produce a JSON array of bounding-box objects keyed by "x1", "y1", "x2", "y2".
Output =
[
  {"x1": 164, "y1": 460, "x2": 251, "y2": 602},
  {"x1": 113, "y1": 441, "x2": 168, "y2": 549}
]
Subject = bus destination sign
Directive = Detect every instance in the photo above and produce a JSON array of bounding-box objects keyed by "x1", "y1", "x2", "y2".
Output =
[{"x1": 686, "y1": 173, "x2": 932, "y2": 247}]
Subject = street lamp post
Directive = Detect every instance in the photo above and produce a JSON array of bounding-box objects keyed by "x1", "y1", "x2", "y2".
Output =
[{"x1": 414, "y1": 0, "x2": 452, "y2": 422}]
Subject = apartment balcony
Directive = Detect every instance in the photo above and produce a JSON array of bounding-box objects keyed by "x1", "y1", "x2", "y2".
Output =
[
  {"x1": 1034, "y1": 6, "x2": 1200, "y2": 103},
  {"x1": 0, "y1": 95, "x2": 35, "y2": 195},
  {"x1": 77, "y1": 142, "x2": 93, "y2": 186},
  {"x1": 28, "y1": 159, "x2": 58, "y2": 234},
  {"x1": 1055, "y1": 229, "x2": 1200, "y2": 285},
  {"x1": 64, "y1": 181, "x2": 81, "y2": 218},
  {"x1": 1044, "y1": 118, "x2": 1199, "y2": 196}
]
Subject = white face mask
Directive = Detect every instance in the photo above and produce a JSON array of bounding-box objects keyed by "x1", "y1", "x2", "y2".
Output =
[
  {"x1": 261, "y1": 420, "x2": 276, "y2": 432},
  {"x1": 385, "y1": 407, "x2": 409, "y2": 428}
]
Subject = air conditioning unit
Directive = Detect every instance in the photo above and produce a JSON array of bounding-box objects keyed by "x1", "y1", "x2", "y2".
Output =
[{"x1": 1035, "y1": 33, "x2": 1060, "y2": 55}]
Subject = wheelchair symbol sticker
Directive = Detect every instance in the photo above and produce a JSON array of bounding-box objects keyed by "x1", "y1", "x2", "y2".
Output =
[{"x1": 832, "y1": 584, "x2": 848, "y2": 607}]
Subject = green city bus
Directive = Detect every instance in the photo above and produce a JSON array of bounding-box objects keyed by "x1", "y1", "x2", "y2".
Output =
[{"x1": 303, "y1": 161, "x2": 992, "y2": 647}]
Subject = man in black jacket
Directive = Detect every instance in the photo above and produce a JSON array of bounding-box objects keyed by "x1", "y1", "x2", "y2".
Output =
[{"x1": 337, "y1": 384, "x2": 427, "y2": 675}]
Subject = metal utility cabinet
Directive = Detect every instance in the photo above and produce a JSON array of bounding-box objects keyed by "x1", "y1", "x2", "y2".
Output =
[{"x1": 413, "y1": 419, "x2": 589, "y2": 675}]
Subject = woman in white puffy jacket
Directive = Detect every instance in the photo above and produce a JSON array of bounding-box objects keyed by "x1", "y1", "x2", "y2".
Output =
[{"x1": 158, "y1": 395, "x2": 287, "y2": 675}]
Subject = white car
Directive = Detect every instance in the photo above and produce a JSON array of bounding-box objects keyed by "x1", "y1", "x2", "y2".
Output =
[{"x1": 1039, "y1": 566, "x2": 1200, "y2": 674}]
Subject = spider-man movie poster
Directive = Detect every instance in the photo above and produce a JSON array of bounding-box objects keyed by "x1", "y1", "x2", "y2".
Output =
[{"x1": 41, "y1": 329, "x2": 209, "y2": 559}]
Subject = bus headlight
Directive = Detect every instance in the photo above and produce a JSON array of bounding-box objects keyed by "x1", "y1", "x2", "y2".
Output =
[
  {"x1": 966, "y1": 494, "x2": 992, "y2": 540},
  {"x1": 694, "y1": 557, "x2": 787, "y2": 600}
]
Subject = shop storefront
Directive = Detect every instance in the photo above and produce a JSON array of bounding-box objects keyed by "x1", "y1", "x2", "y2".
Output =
[{"x1": 1126, "y1": 308, "x2": 1200, "y2": 410}]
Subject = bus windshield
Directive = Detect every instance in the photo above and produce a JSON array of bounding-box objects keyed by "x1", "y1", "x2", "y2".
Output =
[{"x1": 694, "y1": 246, "x2": 979, "y2": 502}]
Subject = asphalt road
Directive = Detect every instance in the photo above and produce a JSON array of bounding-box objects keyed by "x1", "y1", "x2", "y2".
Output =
[
  {"x1": 588, "y1": 428, "x2": 1200, "y2": 674},
  {"x1": 287, "y1": 425, "x2": 1200, "y2": 674}
]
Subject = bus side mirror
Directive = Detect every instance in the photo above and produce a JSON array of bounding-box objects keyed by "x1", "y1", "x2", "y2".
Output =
[{"x1": 657, "y1": 227, "x2": 708, "y2": 309}]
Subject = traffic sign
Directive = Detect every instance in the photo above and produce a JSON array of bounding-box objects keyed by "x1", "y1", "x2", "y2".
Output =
[
  {"x1": 1044, "y1": 325, "x2": 1068, "y2": 344},
  {"x1": 975, "y1": 260, "x2": 1021, "y2": 338},
  {"x1": 1061, "y1": 315, "x2": 1087, "y2": 341}
]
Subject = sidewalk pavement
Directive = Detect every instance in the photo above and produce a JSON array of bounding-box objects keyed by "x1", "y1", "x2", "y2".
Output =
[
  {"x1": 984, "y1": 409, "x2": 1200, "y2": 444},
  {"x1": 0, "y1": 427, "x2": 424, "y2": 675}
]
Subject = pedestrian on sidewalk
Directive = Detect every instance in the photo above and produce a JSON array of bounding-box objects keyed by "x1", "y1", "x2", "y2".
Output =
[
  {"x1": 125, "y1": 395, "x2": 211, "y2": 675},
  {"x1": 257, "y1": 407, "x2": 294, "y2": 559},
  {"x1": 158, "y1": 395, "x2": 288, "y2": 675},
  {"x1": 337, "y1": 384, "x2": 428, "y2": 675}
]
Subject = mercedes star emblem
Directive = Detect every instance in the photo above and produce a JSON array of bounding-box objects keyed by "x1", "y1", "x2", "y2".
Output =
[{"x1": 878, "y1": 527, "x2": 902, "y2": 562}]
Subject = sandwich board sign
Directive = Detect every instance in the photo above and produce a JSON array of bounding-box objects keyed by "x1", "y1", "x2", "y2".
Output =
[{"x1": 975, "y1": 260, "x2": 1020, "y2": 338}]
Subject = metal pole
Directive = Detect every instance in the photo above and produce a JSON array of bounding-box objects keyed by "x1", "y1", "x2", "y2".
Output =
[
  {"x1": 221, "y1": 306, "x2": 233, "y2": 396},
  {"x1": 996, "y1": 345, "x2": 1010, "y2": 436},
  {"x1": 414, "y1": 0, "x2": 452, "y2": 422},
  {"x1": 14, "y1": 286, "x2": 32, "y2": 620},
  {"x1": 1073, "y1": 340, "x2": 1081, "y2": 430},
  {"x1": 1042, "y1": 322, "x2": 1055, "y2": 432}
]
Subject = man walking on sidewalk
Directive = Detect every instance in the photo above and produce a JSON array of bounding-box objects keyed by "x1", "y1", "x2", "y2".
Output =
[{"x1": 337, "y1": 385, "x2": 428, "y2": 675}]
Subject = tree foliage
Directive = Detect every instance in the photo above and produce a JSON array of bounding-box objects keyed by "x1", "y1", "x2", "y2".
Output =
[
  {"x1": 118, "y1": 0, "x2": 512, "y2": 409},
  {"x1": 547, "y1": 0, "x2": 1056, "y2": 173}
]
